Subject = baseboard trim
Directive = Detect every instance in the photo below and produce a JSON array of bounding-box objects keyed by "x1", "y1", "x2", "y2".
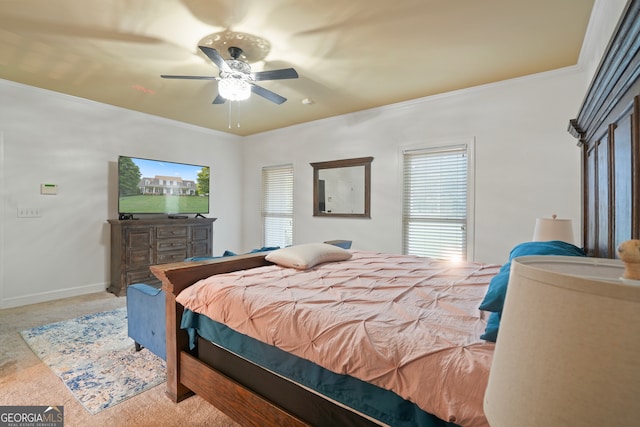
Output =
[{"x1": 0, "y1": 282, "x2": 108, "y2": 309}]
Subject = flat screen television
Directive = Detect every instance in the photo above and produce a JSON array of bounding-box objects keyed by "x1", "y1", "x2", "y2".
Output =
[{"x1": 118, "y1": 155, "x2": 210, "y2": 217}]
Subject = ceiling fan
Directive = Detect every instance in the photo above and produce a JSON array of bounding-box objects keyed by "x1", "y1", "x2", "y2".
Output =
[{"x1": 161, "y1": 46, "x2": 298, "y2": 105}]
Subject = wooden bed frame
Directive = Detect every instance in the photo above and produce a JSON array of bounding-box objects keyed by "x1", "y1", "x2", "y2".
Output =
[
  {"x1": 150, "y1": 253, "x2": 315, "y2": 427},
  {"x1": 151, "y1": 252, "x2": 395, "y2": 426},
  {"x1": 149, "y1": 2, "x2": 640, "y2": 426},
  {"x1": 568, "y1": 0, "x2": 640, "y2": 257}
]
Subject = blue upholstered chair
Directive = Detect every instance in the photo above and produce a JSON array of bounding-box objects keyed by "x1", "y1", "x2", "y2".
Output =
[
  {"x1": 125, "y1": 244, "x2": 349, "y2": 362},
  {"x1": 126, "y1": 283, "x2": 166, "y2": 361}
]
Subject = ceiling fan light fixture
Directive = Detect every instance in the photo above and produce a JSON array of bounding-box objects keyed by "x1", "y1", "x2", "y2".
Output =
[
  {"x1": 199, "y1": 31, "x2": 271, "y2": 63},
  {"x1": 218, "y1": 78, "x2": 251, "y2": 101}
]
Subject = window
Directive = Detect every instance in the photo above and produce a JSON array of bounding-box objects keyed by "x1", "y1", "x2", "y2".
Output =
[
  {"x1": 402, "y1": 144, "x2": 471, "y2": 260},
  {"x1": 262, "y1": 164, "x2": 294, "y2": 248}
]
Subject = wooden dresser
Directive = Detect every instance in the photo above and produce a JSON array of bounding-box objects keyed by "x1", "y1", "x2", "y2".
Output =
[{"x1": 108, "y1": 217, "x2": 216, "y2": 296}]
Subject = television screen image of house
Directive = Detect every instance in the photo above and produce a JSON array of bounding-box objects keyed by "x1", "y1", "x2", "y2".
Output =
[{"x1": 118, "y1": 156, "x2": 210, "y2": 214}]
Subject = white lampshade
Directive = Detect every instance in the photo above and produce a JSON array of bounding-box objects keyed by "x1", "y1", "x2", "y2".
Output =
[
  {"x1": 532, "y1": 214, "x2": 574, "y2": 243},
  {"x1": 484, "y1": 256, "x2": 640, "y2": 427}
]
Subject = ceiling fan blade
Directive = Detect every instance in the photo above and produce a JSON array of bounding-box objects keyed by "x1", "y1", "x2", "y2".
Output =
[
  {"x1": 199, "y1": 46, "x2": 232, "y2": 73},
  {"x1": 251, "y1": 84, "x2": 287, "y2": 104},
  {"x1": 252, "y1": 68, "x2": 299, "y2": 81},
  {"x1": 212, "y1": 94, "x2": 226, "y2": 104},
  {"x1": 160, "y1": 75, "x2": 217, "y2": 80}
]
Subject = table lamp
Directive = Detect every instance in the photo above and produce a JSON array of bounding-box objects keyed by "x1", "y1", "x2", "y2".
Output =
[
  {"x1": 532, "y1": 214, "x2": 574, "y2": 243},
  {"x1": 484, "y1": 255, "x2": 640, "y2": 426}
]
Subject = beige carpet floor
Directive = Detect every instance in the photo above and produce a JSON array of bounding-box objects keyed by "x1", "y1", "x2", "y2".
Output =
[{"x1": 0, "y1": 292, "x2": 240, "y2": 427}]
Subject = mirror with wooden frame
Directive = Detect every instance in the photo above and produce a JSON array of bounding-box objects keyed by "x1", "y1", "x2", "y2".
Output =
[{"x1": 310, "y1": 157, "x2": 373, "y2": 218}]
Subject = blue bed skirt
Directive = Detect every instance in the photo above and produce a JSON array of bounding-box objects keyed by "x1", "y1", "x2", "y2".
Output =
[{"x1": 181, "y1": 309, "x2": 460, "y2": 427}]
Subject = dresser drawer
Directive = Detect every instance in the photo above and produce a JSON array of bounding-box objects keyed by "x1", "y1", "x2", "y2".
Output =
[
  {"x1": 157, "y1": 226, "x2": 187, "y2": 239},
  {"x1": 157, "y1": 250, "x2": 188, "y2": 264},
  {"x1": 157, "y1": 237, "x2": 187, "y2": 252}
]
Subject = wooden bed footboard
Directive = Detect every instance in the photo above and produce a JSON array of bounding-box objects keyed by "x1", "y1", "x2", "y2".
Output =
[
  {"x1": 150, "y1": 252, "x2": 380, "y2": 427},
  {"x1": 150, "y1": 253, "x2": 273, "y2": 403}
]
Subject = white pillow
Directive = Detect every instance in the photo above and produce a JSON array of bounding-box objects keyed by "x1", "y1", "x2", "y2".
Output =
[{"x1": 265, "y1": 243, "x2": 352, "y2": 270}]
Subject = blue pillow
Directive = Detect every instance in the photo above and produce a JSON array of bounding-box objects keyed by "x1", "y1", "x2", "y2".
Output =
[
  {"x1": 479, "y1": 240, "x2": 585, "y2": 313},
  {"x1": 479, "y1": 240, "x2": 585, "y2": 341},
  {"x1": 508, "y1": 240, "x2": 586, "y2": 259},
  {"x1": 248, "y1": 246, "x2": 280, "y2": 253},
  {"x1": 185, "y1": 250, "x2": 237, "y2": 262},
  {"x1": 480, "y1": 312, "x2": 501, "y2": 342},
  {"x1": 184, "y1": 255, "x2": 222, "y2": 261},
  {"x1": 223, "y1": 247, "x2": 279, "y2": 256},
  {"x1": 187, "y1": 246, "x2": 279, "y2": 262},
  {"x1": 478, "y1": 263, "x2": 511, "y2": 312}
]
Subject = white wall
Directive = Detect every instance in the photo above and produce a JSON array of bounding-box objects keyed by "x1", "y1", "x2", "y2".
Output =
[
  {"x1": 241, "y1": 68, "x2": 585, "y2": 264},
  {"x1": 0, "y1": 81, "x2": 243, "y2": 308}
]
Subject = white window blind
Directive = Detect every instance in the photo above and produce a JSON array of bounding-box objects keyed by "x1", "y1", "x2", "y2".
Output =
[
  {"x1": 403, "y1": 145, "x2": 468, "y2": 260},
  {"x1": 262, "y1": 164, "x2": 293, "y2": 248}
]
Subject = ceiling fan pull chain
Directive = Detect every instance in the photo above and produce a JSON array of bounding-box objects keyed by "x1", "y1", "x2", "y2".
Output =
[{"x1": 226, "y1": 101, "x2": 242, "y2": 128}]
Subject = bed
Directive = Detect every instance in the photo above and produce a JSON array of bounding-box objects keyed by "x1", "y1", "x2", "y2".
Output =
[
  {"x1": 149, "y1": 2, "x2": 640, "y2": 425},
  {"x1": 151, "y1": 246, "x2": 501, "y2": 427}
]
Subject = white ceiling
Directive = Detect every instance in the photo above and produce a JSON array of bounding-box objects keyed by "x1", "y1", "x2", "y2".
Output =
[{"x1": 0, "y1": 0, "x2": 595, "y2": 136}]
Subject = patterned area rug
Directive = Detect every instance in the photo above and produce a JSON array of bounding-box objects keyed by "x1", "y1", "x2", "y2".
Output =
[{"x1": 20, "y1": 307, "x2": 166, "y2": 414}]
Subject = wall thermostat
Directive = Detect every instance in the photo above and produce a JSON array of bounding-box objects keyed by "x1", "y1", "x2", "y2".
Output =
[{"x1": 41, "y1": 183, "x2": 58, "y2": 195}]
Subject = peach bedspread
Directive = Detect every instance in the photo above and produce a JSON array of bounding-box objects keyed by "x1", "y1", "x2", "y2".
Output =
[{"x1": 177, "y1": 251, "x2": 499, "y2": 427}]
